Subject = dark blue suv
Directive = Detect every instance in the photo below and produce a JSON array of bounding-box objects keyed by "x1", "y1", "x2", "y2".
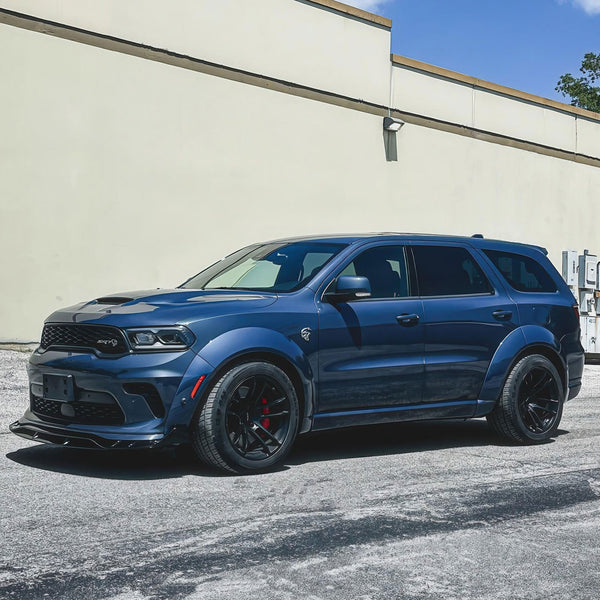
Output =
[{"x1": 10, "y1": 234, "x2": 584, "y2": 473}]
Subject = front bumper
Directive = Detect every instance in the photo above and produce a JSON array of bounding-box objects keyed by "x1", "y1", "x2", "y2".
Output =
[
  {"x1": 9, "y1": 414, "x2": 188, "y2": 449},
  {"x1": 14, "y1": 348, "x2": 214, "y2": 449}
]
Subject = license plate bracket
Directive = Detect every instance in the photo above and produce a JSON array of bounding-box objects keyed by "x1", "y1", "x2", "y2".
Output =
[{"x1": 43, "y1": 374, "x2": 75, "y2": 402}]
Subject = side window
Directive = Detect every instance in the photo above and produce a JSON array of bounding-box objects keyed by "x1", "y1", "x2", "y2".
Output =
[
  {"x1": 342, "y1": 246, "x2": 410, "y2": 299},
  {"x1": 484, "y1": 250, "x2": 558, "y2": 293},
  {"x1": 412, "y1": 245, "x2": 493, "y2": 296}
]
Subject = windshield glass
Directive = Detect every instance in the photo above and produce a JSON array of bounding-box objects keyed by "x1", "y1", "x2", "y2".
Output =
[{"x1": 181, "y1": 242, "x2": 346, "y2": 292}]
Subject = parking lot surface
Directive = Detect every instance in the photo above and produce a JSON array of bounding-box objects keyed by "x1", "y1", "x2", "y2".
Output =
[{"x1": 1, "y1": 349, "x2": 599, "y2": 600}]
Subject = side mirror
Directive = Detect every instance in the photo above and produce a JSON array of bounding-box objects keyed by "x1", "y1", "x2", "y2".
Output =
[{"x1": 326, "y1": 275, "x2": 371, "y2": 302}]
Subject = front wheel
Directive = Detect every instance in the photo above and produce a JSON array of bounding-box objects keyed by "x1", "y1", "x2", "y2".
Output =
[
  {"x1": 487, "y1": 354, "x2": 564, "y2": 444},
  {"x1": 192, "y1": 362, "x2": 300, "y2": 473}
]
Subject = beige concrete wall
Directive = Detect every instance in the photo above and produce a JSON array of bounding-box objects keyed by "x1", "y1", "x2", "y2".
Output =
[
  {"x1": 392, "y1": 67, "x2": 475, "y2": 127},
  {"x1": 473, "y1": 88, "x2": 577, "y2": 152},
  {"x1": 0, "y1": 0, "x2": 391, "y2": 105},
  {"x1": 0, "y1": 20, "x2": 391, "y2": 341},
  {"x1": 392, "y1": 62, "x2": 598, "y2": 158},
  {"x1": 577, "y1": 117, "x2": 600, "y2": 157},
  {"x1": 1, "y1": 2, "x2": 600, "y2": 342}
]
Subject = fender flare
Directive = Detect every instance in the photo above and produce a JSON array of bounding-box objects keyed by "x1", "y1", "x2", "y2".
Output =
[
  {"x1": 168, "y1": 327, "x2": 314, "y2": 433},
  {"x1": 475, "y1": 325, "x2": 565, "y2": 416}
]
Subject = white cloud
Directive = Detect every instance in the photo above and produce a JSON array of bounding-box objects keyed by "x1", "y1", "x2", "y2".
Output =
[
  {"x1": 566, "y1": 0, "x2": 600, "y2": 15},
  {"x1": 341, "y1": 0, "x2": 393, "y2": 12}
]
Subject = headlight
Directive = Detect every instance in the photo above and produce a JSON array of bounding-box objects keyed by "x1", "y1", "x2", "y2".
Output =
[{"x1": 125, "y1": 326, "x2": 195, "y2": 351}]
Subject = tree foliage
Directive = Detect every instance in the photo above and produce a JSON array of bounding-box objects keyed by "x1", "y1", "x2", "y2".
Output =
[{"x1": 556, "y1": 52, "x2": 600, "y2": 113}]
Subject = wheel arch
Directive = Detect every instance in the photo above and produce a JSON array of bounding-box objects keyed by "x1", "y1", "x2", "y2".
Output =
[
  {"x1": 189, "y1": 348, "x2": 313, "y2": 436},
  {"x1": 506, "y1": 344, "x2": 566, "y2": 395},
  {"x1": 209, "y1": 349, "x2": 308, "y2": 421},
  {"x1": 476, "y1": 326, "x2": 567, "y2": 415}
]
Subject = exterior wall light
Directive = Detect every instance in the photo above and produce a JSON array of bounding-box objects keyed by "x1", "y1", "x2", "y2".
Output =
[{"x1": 383, "y1": 116, "x2": 405, "y2": 132}]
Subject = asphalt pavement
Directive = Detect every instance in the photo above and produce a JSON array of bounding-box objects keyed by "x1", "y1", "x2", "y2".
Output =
[{"x1": 1, "y1": 349, "x2": 599, "y2": 600}]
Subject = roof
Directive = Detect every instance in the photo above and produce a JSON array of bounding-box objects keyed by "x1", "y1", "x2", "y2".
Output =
[{"x1": 266, "y1": 233, "x2": 548, "y2": 255}]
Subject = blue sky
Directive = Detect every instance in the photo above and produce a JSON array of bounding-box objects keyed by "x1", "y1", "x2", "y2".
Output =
[{"x1": 345, "y1": 0, "x2": 599, "y2": 102}]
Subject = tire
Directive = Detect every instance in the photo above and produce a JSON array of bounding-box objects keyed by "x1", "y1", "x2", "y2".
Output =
[
  {"x1": 487, "y1": 354, "x2": 564, "y2": 444},
  {"x1": 191, "y1": 361, "x2": 300, "y2": 473}
]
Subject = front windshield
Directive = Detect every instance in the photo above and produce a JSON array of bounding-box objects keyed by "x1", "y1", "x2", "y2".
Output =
[{"x1": 181, "y1": 242, "x2": 346, "y2": 292}]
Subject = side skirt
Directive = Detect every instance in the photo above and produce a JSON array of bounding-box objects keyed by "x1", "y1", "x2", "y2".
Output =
[{"x1": 311, "y1": 400, "x2": 483, "y2": 431}]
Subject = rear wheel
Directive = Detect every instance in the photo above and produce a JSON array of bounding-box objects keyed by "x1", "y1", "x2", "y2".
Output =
[
  {"x1": 192, "y1": 362, "x2": 300, "y2": 473},
  {"x1": 487, "y1": 354, "x2": 564, "y2": 443}
]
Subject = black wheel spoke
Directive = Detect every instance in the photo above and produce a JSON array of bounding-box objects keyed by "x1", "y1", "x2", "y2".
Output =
[
  {"x1": 231, "y1": 428, "x2": 242, "y2": 446},
  {"x1": 247, "y1": 426, "x2": 272, "y2": 455},
  {"x1": 263, "y1": 410, "x2": 289, "y2": 418},
  {"x1": 250, "y1": 381, "x2": 268, "y2": 408},
  {"x1": 266, "y1": 396, "x2": 286, "y2": 408},
  {"x1": 529, "y1": 401, "x2": 558, "y2": 415},
  {"x1": 234, "y1": 426, "x2": 246, "y2": 456},
  {"x1": 520, "y1": 408, "x2": 536, "y2": 431},
  {"x1": 535, "y1": 397, "x2": 560, "y2": 409},
  {"x1": 252, "y1": 420, "x2": 282, "y2": 447},
  {"x1": 527, "y1": 406, "x2": 545, "y2": 431},
  {"x1": 530, "y1": 372, "x2": 552, "y2": 396}
]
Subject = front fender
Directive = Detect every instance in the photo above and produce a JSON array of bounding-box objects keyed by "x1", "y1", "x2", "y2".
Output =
[
  {"x1": 475, "y1": 325, "x2": 563, "y2": 416},
  {"x1": 168, "y1": 327, "x2": 315, "y2": 433}
]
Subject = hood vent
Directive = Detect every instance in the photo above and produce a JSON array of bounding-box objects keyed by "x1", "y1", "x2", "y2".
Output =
[{"x1": 95, "y1": 296, "x2": 134, "y2": 305}]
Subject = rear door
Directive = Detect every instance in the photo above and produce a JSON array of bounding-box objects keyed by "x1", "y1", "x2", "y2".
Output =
[{"x1": 410, "y1": 243, "x2": 518, "y2": 404}]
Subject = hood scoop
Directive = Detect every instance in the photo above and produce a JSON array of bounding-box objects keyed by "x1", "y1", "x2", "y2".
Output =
[{"x1": 95, "y1": 296, "x2": 134, "y2": 305}]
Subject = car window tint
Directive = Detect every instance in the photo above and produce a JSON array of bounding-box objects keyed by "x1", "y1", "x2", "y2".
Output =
[
  {"x1": 484, "y1": 249, "x2": 558, "y2": 293},
  {"x1": 302, "y1": 252, "x2": 336, "y2": 280},
  {"x1": 344, "y1": 246, "x2": 409, "y2": 299},
  {"x1": 412, "y1": 245, "x2": 493, "y2": 296}
]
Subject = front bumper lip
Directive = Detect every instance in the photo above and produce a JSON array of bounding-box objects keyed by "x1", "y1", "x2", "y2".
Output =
[{"x1": 9, "y1": 418, "x2": 176, "y2": 450}]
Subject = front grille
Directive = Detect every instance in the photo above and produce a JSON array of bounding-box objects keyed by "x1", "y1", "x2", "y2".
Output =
[
  {"x1": 40, "y1": 323, "x2": 128, "y2": 355},
  {"x1": 31, "y1": 395, "x2": 125, "y2": 425}
]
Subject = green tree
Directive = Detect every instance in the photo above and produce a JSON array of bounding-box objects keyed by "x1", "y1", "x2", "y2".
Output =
[{"x1": 556, "y1": 52, "x2": 600, "y2": 113}]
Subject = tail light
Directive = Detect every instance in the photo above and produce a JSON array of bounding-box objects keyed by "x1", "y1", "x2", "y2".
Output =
[{"x1": 573, "y1": 305, "x2": 580, "y2": 320}]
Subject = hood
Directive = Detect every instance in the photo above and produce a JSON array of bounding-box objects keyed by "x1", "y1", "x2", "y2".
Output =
[{"x1": 45, "y1": 289, "x2": 279, "y2": 328}]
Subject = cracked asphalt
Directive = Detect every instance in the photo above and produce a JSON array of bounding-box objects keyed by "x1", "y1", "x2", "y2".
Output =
[{"x1": 1, "y1": 349, "x2": 599, "y2": 600}]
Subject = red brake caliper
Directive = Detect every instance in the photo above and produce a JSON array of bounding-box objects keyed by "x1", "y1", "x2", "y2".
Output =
[{"x1": 261, "y1": 398, "x2": 270, "y2": 429}]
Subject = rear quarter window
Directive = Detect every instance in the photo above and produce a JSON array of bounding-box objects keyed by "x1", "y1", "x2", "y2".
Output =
[{"x1": 483, "y1": 250, "x2": 558, "y2": 293}]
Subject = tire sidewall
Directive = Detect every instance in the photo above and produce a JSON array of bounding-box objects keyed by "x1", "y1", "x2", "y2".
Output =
[{"x1": 207, "y1": 362, "x2": 299, "y2": 472}]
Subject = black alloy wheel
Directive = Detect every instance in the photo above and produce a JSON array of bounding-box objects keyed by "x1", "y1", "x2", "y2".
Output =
[
  {"x1": 487, "y1": 354, "x2": 564, "y2": 444},
  {"x1": 192, "y1": 362, "x2": 300, "y2": 473},
  {"x1": 516, "y1": 366, "x2": 561, "y2": 435},
  {"x1": 225, "y1": 374, "x2": 292, "y2": 460}
]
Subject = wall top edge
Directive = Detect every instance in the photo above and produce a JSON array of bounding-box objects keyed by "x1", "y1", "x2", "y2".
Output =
[
  {"x1": 304, "y1": 0, "x2": 392, "y2": 28},
  {"x1": 391, "y1": 54, "x2": 600, "y2": 123}
]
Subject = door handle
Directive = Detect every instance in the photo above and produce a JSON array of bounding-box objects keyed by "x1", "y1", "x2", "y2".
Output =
[
  {"x1": 396, "y1": 313, "x2": 419, "y2": 326},
  {"x1": 492, "y1": 309, "x2": 513, "y2": 321}
]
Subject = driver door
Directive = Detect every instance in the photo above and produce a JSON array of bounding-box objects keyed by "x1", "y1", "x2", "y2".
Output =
[{"x1": 315, "y1": 244, "x2": 424, "y2": 414}]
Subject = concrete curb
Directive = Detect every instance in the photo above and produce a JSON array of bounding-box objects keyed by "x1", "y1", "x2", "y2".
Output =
[{"x1": 0, "y1": 343, "x2": 37, "y2": 353}]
